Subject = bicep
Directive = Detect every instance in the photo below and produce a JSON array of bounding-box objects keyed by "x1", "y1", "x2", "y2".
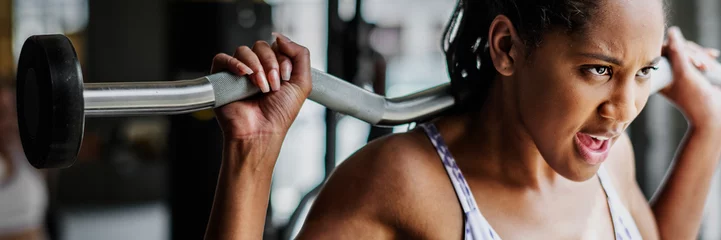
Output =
[
  {"x1": 295, "y1": 183, "x2": 394, "y2": 239},
  {"x1": 295, "y1": 152, "x2": 398, "y2": 239}
]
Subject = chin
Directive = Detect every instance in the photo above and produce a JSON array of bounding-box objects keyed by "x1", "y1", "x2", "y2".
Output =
[
  {"x1": 547, "y1": 154, "x2": 605, "y2": 182},
  {"x1": 561, "y1": 158, "x2": 604, "y2": 182}
]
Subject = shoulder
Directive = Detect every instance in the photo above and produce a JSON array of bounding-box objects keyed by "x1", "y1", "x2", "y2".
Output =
[
  {"x1": 299, "y1": 129, "x2": 462, "y2": 237},
  {"x1": 313, "y1": 129, "x2": 452, "y2": 217}
]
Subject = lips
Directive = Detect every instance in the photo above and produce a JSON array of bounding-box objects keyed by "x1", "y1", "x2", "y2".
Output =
[{"x1": 574, "y1": 132, "x2": 612, "y2": 165}]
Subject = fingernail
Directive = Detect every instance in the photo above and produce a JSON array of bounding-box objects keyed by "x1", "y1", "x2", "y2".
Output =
[
  {"x1": 272, "y1": 32, "x2": 292, "y2": 43},
  {"x1": 269, "y1": 69, "x2": 281, "y2": 91},
  {"x1": 257, "y1": 73, "x2": 270, "y2": 93},
  {"x1": 281, "y1": 61, "x2": 292, "y2": 81},
  {"x1": 710, "y1": 49, "x2": 720, "y2": 57},
  {"x1": 693, "y1": 58, "x2": 702, "y2": 68},
  {"x1": 238, "y1": 63, "x2": 253, "y2": 75}
]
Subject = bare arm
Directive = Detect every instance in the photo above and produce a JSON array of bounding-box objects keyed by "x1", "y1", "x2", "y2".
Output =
[
  {"x1": 650, "y1": 126, "x2": 721, "y2": 239},
  {"x1": 625, "y1": 27, "x2": 721, "y2": 240},
  {"x1": 204, "y1": 137, "x2": 282, "y2": 240},
  {"x1": 296, "y1": 132, "x2": 452, "y2": 239},
  {"x1": 295, "y1": 137, "x2": 407, "y2": 239},
  {"x1": 618, "y1": 126, "x2": 721, "y2": 240},
  {"x1": 203, "y1": 33, "x2": 313, "y2": 240}
]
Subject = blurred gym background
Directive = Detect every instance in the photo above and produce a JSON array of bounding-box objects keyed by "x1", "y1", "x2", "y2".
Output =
[{"x1": 0, "y1": 0, "x2": 720, "y2": 239}]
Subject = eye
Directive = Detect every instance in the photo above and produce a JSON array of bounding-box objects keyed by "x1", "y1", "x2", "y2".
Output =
[
  {"x1": 584, "y1": 66, "x2": 612, "y2": 77},
  {"x1": 636, "y1": 66, "x2": 659, "y2": 78}
]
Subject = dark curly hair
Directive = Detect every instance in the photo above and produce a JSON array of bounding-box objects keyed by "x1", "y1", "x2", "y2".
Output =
[{"x1": 442, "y1": 0, "x2": 600, "y2": 112}]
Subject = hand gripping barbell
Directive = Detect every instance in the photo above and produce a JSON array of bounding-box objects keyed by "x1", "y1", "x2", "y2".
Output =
[{"x1": 15, "y1": 34, "x2": 721, "y2": 169}]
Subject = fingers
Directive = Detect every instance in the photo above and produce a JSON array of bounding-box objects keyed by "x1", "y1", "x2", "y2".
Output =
[
  {"x1": 687, "y1": 41, "x2": 710, "y2": 71},
  {"x1": 707, "y1": 48, "x2": 721, "y2": 58},
  {"x1": 272, "y1": 40, "x2": 293, "y2": 81},
  {"x1": 252, "y1": 41, "x2": 282, "y2": 92},
  {"x1": 688, "y1": 41, "x2": 720, "y2": 59},
  {"x1": 211, "y1": 53, "x2": 254, "y2": 76},
  {"x1": 272, "y1": 32, "x2": 312, "y2": 93},
  {"x1": 234, "y1": 46, "x2": 271, "y2": 93},
  {"x1": 214, "y1": 33, "x2": 309, "y2": 95},
  {"x1": 664, "y1": 27, "x2": 694, "y2": 77}
]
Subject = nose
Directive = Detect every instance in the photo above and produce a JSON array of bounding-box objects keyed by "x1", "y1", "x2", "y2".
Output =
[{"x1": 598, "y1": 80, "x2": 638, "y2": 124}]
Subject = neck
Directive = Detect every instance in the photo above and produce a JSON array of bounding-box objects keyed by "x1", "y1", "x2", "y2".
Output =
[{"x1": 435, "y1": 79, "x2": 564, "y2": 190}]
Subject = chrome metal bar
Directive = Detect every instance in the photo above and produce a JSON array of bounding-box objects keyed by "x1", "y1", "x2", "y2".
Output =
[
  {"x1": 81, "y1": 57, "x2": 720, "y2": 124},
  {"x1": 307, "y1": 69, "x2": 386, "y2": 124},
  {"x1": 82, "y1": 69, "x2": 456, "y2": 126},
  {"x1": 650, "y1": 57, "x2": 721, "y2": 93},
  {"x1": 379, "y1": 83, "x2": 454, "y2": 125},
  {"x1": 84, "y1": 78, "x2": 215, "y2": 116}
]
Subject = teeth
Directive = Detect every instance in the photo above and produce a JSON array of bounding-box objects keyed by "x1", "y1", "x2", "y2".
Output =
[{"x1": 590, "y1": 135, "x2": 609, "y2": 141}]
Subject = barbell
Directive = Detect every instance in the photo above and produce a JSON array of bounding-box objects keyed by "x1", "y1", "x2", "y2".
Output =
[{"x1": 15, "y1": 34, "x2": 721, "y2": 169}]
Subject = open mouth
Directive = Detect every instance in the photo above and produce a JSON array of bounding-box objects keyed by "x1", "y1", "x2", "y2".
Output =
[{"x1": 574, "y1": 132, "x2": 612, "y2": 165}]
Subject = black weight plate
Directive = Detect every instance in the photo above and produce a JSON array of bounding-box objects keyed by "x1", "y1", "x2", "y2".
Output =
[{"x1": 16, "y1": 35, "x2": 84, "y2": 169}]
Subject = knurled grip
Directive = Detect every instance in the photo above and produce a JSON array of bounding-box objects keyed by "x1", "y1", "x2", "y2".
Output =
[
  {"x1": 206, "y1": 72, "x2": 261, "y2": 107},
  {"x1": 204, "y1": 69, "x2": 387, "y2": 124}
]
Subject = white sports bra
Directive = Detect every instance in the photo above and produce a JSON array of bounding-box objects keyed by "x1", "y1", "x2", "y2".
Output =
[{"x1": 420, "y1": 123, "x2": 643, "y2": 240}]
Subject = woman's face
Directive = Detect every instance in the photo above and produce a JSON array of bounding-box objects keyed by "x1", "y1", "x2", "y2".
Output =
[{"x1": 512, "y1": 0, "x2": 666, "y2": 181}]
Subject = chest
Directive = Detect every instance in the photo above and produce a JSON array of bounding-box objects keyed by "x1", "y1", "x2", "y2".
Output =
[
  {"x1": 404, "y1": 179, "x2": 618, "y2": 240},
  {"x1": 475, "y1": 184, "x2": 616, "y2": 240}
]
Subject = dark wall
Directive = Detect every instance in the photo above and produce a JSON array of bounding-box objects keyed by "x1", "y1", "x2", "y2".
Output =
[{"x1": 87, "y1": 0, "x2": 167, "y2": 83}]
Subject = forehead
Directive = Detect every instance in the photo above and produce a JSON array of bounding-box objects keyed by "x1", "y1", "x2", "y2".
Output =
[{"x1": 567, "y1": 0, "x2": 666, "y2": 63}]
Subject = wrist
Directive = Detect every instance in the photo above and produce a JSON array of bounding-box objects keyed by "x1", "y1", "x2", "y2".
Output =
[
  {"x1": 223, "y1": 132, "x2": 287, "y2": 145},
  {"x1": 221, "y1": 135, "x2": 286, "y2": 175}
]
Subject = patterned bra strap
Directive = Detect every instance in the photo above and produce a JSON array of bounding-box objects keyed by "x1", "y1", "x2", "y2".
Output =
[
  {"x1": 420, "y1": 123, "x2": 501, "y2": 240},
  {"x1": 419, "y1": 123, "x2": 477, "y2": 214},
  {"x1": 597, "y1": 165, "x2": 641, "y2": 240}
]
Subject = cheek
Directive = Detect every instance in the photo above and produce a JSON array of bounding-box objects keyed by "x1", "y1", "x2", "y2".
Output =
[
  {"x1": 635, "y1": 88, "x2": 650, "y2": 117},
  {"x1": 515, "y1": 66, "x2": 596, "y2": 145}
]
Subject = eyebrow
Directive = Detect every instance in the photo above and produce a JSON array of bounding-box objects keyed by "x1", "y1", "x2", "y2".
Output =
[
  {"x1": 578, "y1": 53, "x2": 663, "y2": 66},
  {"x1": 647, "y1": 56, "x2": 663, "y2": 66},
  {"x1": 579, "y1": 53, "x2": 623, "y2": 65}
]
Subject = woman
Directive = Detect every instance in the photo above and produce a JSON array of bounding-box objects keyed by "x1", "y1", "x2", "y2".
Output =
[{"x1": 205, "y1": 0, "x2": 721, "y2": 239}]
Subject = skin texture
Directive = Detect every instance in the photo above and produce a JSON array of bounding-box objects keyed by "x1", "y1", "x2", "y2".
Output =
[
  {"x1": 205, "y1": 34, "x2": 313, "y2": 240},
  {"x1": 205, "y1": 0, "x2": 721, "y2": 239}
]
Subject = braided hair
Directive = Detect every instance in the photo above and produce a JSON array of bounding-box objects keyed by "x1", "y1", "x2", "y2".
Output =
[{"x1": 442, "y1": 0, "x2": 599, "y2": 112}]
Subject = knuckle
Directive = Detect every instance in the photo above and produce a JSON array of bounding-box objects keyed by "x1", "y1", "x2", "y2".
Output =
[
  {"x1": 670, "y1": 44, "x2": 684, "y2": 53},
  {"x1": 265, "y1": 60, "x2": 279, "y2": 68},
  {"x1": 253, "y1": 40, "x2": 270, "y2": 49},
  {"x1": 214, "y1": 53, "x2": 231, "y2": 60},
  {"x1": 212, "y1": 54, "x2": 224, "y2": 62},
  {"x1": 300, "y1": 46, "x2": 310, "y2": 56},
  {"x1": 235, "y1": 46, "x2": 251, "y2": 54}
]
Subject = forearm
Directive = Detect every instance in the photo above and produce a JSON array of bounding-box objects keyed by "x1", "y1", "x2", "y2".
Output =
[
  {"x1": 651, "y1": 125, "x2": 721, "y2": 239},
  {"x1": 205, "y1": 136, "x2": 283, "y2": 240}
]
